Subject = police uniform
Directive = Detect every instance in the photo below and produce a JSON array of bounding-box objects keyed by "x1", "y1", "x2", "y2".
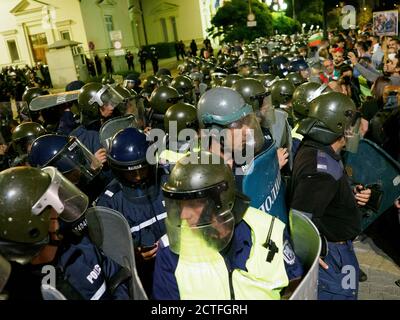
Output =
[
  {"x1": 70, "y1": 125, "x2": 102, "y2": 155},
  {"x1": 152, "y1": 207, "x2": 303, "y2": 300},
  {"x1": 55, "y1": 236, "x2": 130, "y2": 300},
  {"x1": 290, "y1": 139, "x2": 361, "y2": 300},
  {"x1": 96, "y1": 175, "x2": 168, "y2": 295},
  {"x1": 96, "y1": 178, "x2": 167, "y2": 248}
]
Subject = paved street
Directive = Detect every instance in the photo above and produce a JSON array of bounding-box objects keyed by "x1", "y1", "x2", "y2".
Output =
[{"x1": 355, "y1": 212, "x2": 400, "y2": 300}]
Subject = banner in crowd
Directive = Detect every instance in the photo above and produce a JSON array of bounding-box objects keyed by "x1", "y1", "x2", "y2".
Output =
[{"x1": 373, "y1": 10, "x2": 398, "y2": 36}]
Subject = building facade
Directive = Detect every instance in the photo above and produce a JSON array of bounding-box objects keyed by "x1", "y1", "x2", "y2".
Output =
[{"x1": 0, "y1": 0, "x2": 223, "y2": 68}]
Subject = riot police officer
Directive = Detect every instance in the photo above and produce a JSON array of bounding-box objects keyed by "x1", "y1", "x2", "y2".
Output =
[
  {"x1": 291, "y1": 82, "x2": 332, "y2": 154},
  {"x1": 72, "y1": 82, "x2": 125, "y2": 155},
  {"x1": 28, "y1": 134, "x2": 106, "y2": 202},
  {"x1": 158, "y1": 102, "x2": 199, "y2": 172},
  {"x1": 197, "y1": 87, "x2": 289, "y2": 223},
  {"x1": 96, "y1": 127, "x2": 167, "y2": 295},
  {"x1": 21, "y1": 87, "x2": 49, "y2": 123},
  {"x1": 153, "y1": 151, "x2": 303, "y2": 300},
  {"x1": 148, "y1": 86, "x2": 181, "y2": 130},
  {"x1": 150, "y1": 47, "x2": 160, "y2": 74},
  {"x1": 171, "y1": 75, "x2": 194, "y2": 104},
  {"x1": 289, "y1": 92, "x2": 372, "y2": 300},
  {"x1": 10, "y1": 121, "x2": 46, "y2": 166},
  {"x1": 0, "y1": 166, "x2": 130, "y2": 300}
]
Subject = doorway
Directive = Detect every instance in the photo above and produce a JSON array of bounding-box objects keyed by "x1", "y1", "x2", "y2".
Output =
[{"x1": 29, "y1": 33, "x2": 48, "y2": 64}]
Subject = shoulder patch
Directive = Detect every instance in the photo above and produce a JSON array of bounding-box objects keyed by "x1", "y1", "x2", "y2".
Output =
[
  {"x1": 105, "y1": 190, "x2": 114, "y2": 198},
  {"x1": 316, "y1": 150, "x2": 343, "y2": 181},
  {"x1": 283, "y1": 240, "x2": 296, "y2": 265}
]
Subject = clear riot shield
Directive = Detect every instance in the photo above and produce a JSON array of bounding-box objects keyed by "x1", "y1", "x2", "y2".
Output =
[
  {"x1": 86, "y1": 206, "x2": 148, "y2": 300},
  {"x1": 41, "y1": 284, "x2": 67, "y2": 300},
  {"x1": 242, "y1": 141, "x2": 288, "y2": 224},
  {"x1": 289, "y1": 209, "x2": 321, "y2": 300},
  {"x1": 0, "y1": 254, "x2": 11, "y2": 294},
  {"x1": 343, "y1": 139, "x2": 400, "y2": 231}
]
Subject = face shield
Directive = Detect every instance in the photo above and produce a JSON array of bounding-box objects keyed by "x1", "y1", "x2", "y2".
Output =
[
  {"x1": 100, "y1": 115, "x2": 139, "y2": 150},
  {"x1": 44, "y1": 137, "x2": 102, "y2": 185},
  {"x1": 344, "y1": 110, "x2": 361, "y2": 153},
  {"x1": 31, "y1": 167, "x2": 89, "y2": 223},
  {"x1": 259, "y1": 95, "x2": 276, "y2": 129},
  {"x1": 163, "y1": 183, "x2": 235, "y2": 256},
  {"x1": 89, "y1": 85, "x2": 125, "y2": 109},
  {"x1": 225, "y1": 113, "x2": 265, "y2": 155}
]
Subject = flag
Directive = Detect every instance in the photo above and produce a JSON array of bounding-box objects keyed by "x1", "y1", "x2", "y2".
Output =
[{"x1": 308, "y1": 33, "x2": 323, "y2": 47}]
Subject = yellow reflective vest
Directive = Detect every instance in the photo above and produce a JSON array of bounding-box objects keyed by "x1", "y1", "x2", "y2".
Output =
[{"x1": 175, "y1": 207, "x2": 289, "y2": 300}]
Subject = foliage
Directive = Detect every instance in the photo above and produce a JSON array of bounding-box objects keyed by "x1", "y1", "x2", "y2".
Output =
[
  {"x1": 271, "y1": 12, "x2": 301, "y2": 35},
  {"x1": 358, "y1": 6, "x2": 373, "y2": 29},
  {"x1": 295, "y1": 0, "x2": 324, "y2": 27},
  {"x1": 208, "y1": 0, "x2": 273, "y2": 42}
]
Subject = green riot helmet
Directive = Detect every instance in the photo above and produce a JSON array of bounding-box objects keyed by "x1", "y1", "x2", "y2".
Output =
[
  {"x1": 292, "y1": 82, "x2": 332, "y2": 120},
  {"x1": 149, "y1": 86, "x2": 181, "y2": 115},
  {"x1": 142, "y1": 75, "x2": 160, "y2": 95},
  {"x1": 254, "y1": 74, "x2": 277, "y2": 92},
  {"x1": 22, "y1": 87, "x2": 49, "y2": 122},
  {"x1": 270, "y1": 79, "x2": 296, "y2": 107},
  {"x1": 162, "y1": 151, "x2": 250, "y2": 254},
  {"x1": 231, "y1": 78, "x2": 267, "y2": 111},
  {"x1": 298, "y1": 91, "x2": 360, "y2": 146},
  {"x1": 0, "y1": 166, "x2": 88, "y2": 264},
  {"x1": 159, "y1": 74, "x2": 173, "y2": 86},
  {"x1": 210, "y1": 67, "x2": 228, "y2": 87},
  {"x1": 222, "y1": 74, "x2": 243, "y2": 88},
  {"x1": 197, "y1": 87, "x2": 264, "y2": 155},
  {"x1": 0, "y1": 167, "x2": 51, "y2": 264},
  {"x1": 171, "y1": 75, "x2": 194, "y2": 103},
  {"x1": 78, "y1": 82, "x2": 124, "y2": 125},
  {"x1": 12, "y1": 121, "x2": 46, "y2": 156},
  {"x1": 285, "y1": 72, "x2": 306, "y2": 87},
  {"x1": 164, "y1": 102, "x2": 198, "y2": 135}
]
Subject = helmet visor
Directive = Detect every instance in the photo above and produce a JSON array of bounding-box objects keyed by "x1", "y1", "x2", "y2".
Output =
[
  {"x1": 164, "y1": 198, "x2": 234, "y2": 255},
  {"x1": 47, "y1": 137, "x2": 102, "y2": 184},
  {"x1": 100, "y1": 86, "x2": 125, "y2": 109},
  {"x1": 89, "y1": 85, "x2": 124, "y2": 108},
  {"x1": 225, "y1": 113, "x2": 265, "y2": 155},
  {"x1": 259, "y1": 96, "x2": 276, "y2": 129},
  {"x1": 344, "y1": 111, "x2": 361, "y2": 153},
  {"x1": 31, "y1": 167, "x2": 89, "y2": 222},
  {"x1": 100, "y1": 115, "x2": 138, "y2": 150}
]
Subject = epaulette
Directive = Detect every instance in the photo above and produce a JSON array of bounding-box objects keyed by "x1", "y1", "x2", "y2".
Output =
[{"x1": 316, "y1": 150, "x2": 343, "y2": 181}]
